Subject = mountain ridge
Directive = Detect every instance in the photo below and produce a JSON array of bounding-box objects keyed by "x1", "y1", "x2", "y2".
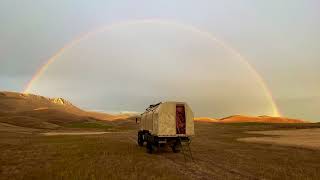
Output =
[
  {"x1": 0, "y1": 91, "x2": 128, "y2": 129},
  {"x1": 0, "y1": 91, "x2": 309, "y2": 127},
  {"x1": 195, "y1": 115, "x2": 308, "y2": 123}
]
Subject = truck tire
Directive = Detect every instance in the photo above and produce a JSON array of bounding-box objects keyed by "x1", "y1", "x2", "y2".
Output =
[
  {"x1": 172, "y1": 145, "x2": 181, "y2": 153},
  {"x1": 172, "y1": 141, "x2": 181, "y2": 153},
  {"x1": 146, "y1": 142, "x2": 153, "y2": 154},
  {"x1": 138, "y1": 132, "x2": 144, "y2": 146}
]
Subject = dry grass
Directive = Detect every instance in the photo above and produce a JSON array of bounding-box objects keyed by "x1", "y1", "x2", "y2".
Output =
[
  {"x1": 0, "y1": 131, "x2": 185, "y2": 180},
  {"x1": 190, "y1": 123, "x2": 320, "y2": 179},
  {"x1": 1, "y1": 122, "x2": 320, "y2": 180},
  {"x1": 238, "y1": 128, "x2": 320, "y2": 150}
]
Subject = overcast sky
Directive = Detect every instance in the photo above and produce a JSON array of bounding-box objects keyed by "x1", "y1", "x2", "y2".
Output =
[{"x1": 0, "y1": 0, "x2": 319, "y2": 121}]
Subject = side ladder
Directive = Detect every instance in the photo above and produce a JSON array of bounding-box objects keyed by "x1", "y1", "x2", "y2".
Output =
[{"x1": 179, "y1": 137, "x2": 194, "y2": 164}]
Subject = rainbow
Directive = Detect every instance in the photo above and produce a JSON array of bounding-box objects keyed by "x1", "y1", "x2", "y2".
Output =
[{"x1": 23, "y1": 19, "x2": 281, "y2": 117}]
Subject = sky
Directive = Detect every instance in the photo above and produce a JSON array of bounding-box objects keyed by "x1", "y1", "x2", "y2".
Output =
[{"x1": 0, "y1": 0, "x2": 319, "y2": 121}]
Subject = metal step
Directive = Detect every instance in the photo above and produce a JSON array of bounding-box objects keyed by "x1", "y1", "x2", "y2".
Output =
[{"x1": 179, "y1": 138, "x2": 194, "y2": 165}]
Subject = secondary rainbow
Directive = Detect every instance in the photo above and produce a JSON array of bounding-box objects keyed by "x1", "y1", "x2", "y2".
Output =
[{"x1": 23, "y1": 19, "x2": 281, "y2": 117}]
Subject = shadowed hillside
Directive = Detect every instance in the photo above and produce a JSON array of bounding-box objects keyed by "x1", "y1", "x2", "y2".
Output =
[
  {"x1": 0, "y1": 91, "x2": 128, "y2": 129},
  {"x1": 0, "y1": 91, "x2": 81, "y2": 113}
]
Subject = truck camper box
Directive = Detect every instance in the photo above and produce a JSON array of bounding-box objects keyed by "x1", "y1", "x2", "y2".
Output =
[{"x1": 138, "y1": 102, "x2": 195, "y2": 153}]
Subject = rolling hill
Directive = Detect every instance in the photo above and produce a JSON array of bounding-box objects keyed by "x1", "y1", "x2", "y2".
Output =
[
  {"x1": 195, "y1": 115, "x2": 307, "y2": 123},
  {"x1": 0, "y1": 91, "x2": 128, "y2": 129},
  {"x1": 194, "y1": 117, "x2": 219, "y2": 122},
  {"x1": 0, "y1": 91, "x2": 308, "y2": 130}
]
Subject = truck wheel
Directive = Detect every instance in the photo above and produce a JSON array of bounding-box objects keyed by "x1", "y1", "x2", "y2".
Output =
[
  {"x1": 146, "y1": 142, "x2": 153, "y2": 154},
  {"x1": 172, "y1": 141, "x2": 181, "y2": 153},
  {"x1": 172, "y1": 145, "x2": 181, "y2": 153},
  {"x1": 138, "y1": 133, "x2": 144, "y2": 146}
]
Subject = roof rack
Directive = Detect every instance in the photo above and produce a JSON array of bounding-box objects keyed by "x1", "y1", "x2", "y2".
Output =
[{"x1": 145, "y1": 102, "x2": 162, "y2": 112}]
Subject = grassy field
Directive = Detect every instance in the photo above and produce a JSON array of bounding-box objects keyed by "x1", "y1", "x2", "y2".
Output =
[
  {"x1": 65, "y1": 121, "x2": 112, "y2": 130},
  {"x1": 1, "y1": 122, "x2": 320, "y2": 180}
]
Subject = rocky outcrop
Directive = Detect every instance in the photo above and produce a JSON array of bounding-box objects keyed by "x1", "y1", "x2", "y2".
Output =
[{"x1": 50, "y1": 98, "x2": 73, "y2": 106}]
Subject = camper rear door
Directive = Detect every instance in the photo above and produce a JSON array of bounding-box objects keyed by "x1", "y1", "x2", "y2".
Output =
[{"x1": 176, "y1": 105, "x2": 186, "y2": 134}]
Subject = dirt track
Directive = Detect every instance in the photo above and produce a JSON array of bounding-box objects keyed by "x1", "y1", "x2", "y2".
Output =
[{"x1": 238, "y1": 128, "x2": 320, "y2": 150}]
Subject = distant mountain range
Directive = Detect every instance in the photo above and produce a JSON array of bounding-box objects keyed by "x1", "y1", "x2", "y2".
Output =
[
  {"x1": 195, "y1": 115, "x2": 307, "y2": 123},
  {"x1": 0, "y1": 91, "x2": 128, "y2": 129},
  {"x1": 0, "y1": 91, "x2": 308, "y2": 130}
]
